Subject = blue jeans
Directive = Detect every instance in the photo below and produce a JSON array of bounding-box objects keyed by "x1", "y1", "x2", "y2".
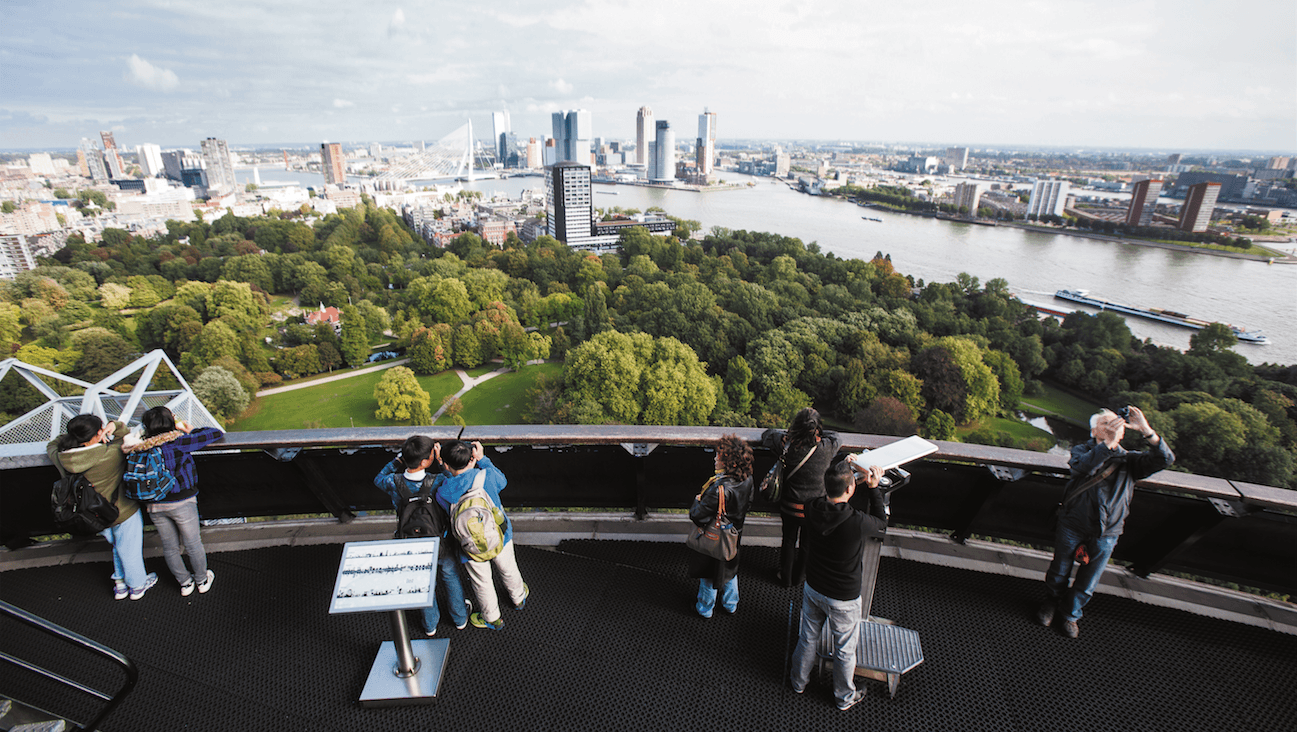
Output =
[
  {"x1": 696, "y1": 576, "x2": 738, "y2": 617},
  {"x1": 790, "y1": 584, "x2": 861, "y2": 707},
  {"x1": 422, "y1": 550, "x2": 469, "y2": 632},
  {"x1": 1044, "y1": 524, "x2": 1119, "y2": 622},
  {"x1": 148, "y1": 496, "x2": 207, "y2": 586},
  {"x1": 101, "y1": 510, "x2": 147, "y2": 590}
]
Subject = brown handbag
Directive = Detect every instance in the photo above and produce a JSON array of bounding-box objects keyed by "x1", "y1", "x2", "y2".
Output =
[{"x1": 686, "y1": 475, "x2": 739, "y2": 561}]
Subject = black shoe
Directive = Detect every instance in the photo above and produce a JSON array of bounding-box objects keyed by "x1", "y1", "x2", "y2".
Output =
[{"x1": 1036, "y1": 599, "x2": 1056, "y2": 627}]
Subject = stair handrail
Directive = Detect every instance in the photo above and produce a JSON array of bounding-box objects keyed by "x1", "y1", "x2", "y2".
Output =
[{"x1": 0, "y1": 599, "x2": 139, "y2": 731}]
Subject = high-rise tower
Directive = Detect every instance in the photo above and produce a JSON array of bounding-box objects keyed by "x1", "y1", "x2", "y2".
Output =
[
  {"x1": 550, "y1": 110, "x2": 593, "y2": 165},
  {"x1": 546, "y1": 162, "x2": 594, "y2": 246},
  {"x1": 1026, "y1": 179, "x2": 1070, "y2": 218},
  {"x1": 80, "y1": 138, "x2": 108, "y2": 182},
  {"x1": 136, "y1": 144, "x2": 164, "y2": 177},
  {"x1": 650, "y1": 120, "x2": 675, "y2": 183},
  {"x1": 696, "y1": 110, "x2": 717, "y2": 177},
  {"x1": 99, "y1": 131, "x2": 124, "y2": 179},
  {"x1": 320, "y1": 142, "x2": 345, "y2": 185},
  {"x1": 492, "y1": 111, "x2": 511, "y2": 166},
  {"x1": 1178, "y1": 182, "x2": 1220, "y2": 233},
  {"x1": 201, "y1": 137, "x2": 236, "y2": 192},
  {"x1": 636, "y1": 107, "x2": 655, "y2": 167},
  {"x1": 1126, "y1": 179, "x2": 1163, "y2": 227}
]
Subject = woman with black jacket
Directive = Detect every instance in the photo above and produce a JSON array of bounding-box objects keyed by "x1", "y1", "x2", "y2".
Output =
[
  {"x1": 761, "y1": 407, "x2": 840, "y2": 587},
  {"x1": 687, "y1": 434, "x2": 754, "y2": 618}
]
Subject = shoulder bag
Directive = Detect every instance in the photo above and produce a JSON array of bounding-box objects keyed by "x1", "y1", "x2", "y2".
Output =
[
  {"x1": 759, "y1": 443, "x2": 816, "y2": 503},
  {"x1": 686, "y1": 475, "x2": 739, "y2": 562}
]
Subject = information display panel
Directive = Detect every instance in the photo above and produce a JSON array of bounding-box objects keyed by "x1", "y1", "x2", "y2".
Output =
[{"x1": 328, "y1": 538, "x2": 439, "y2": 615}]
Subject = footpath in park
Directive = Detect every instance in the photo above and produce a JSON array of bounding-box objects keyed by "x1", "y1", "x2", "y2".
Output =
[
  {"x1": 256, "y1": 358, "x2": 410, "y2": 396},
  {"x1": 429, "y1": 362, "x2": 527, "y2": 423},
  {"x1": 256, "y1": 356, "x2": 547, "y2": 424}
]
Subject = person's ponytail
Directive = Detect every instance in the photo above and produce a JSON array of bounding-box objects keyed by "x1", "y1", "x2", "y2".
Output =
[{"x1": 58, "y1": 414, "x2": 103, "y2": 451}]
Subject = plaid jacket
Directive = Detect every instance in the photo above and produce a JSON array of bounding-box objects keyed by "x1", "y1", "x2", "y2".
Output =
[{"x1": 123, "y1": 427, "x2": 224, "y2": 502}]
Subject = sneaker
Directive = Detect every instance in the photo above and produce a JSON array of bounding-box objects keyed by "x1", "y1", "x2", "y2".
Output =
[
  {"x1": 1062, "y1": 619, "x2": 1079, "y2": 639},
  {"x1": 468, "y1": 612, "x2": 504, "y2": 630},
  {"x1": 1036, "y1": 599, "x2": 1056, "y2": 627},
  {"x1": 197, "y1": 570, "x2": 215, "y2": 594},
  {"x1": 180, "y1": 579, "x2": 196, "y2": 597},
  {"x1": 837, "y1": 690, "x2": 866, "y2": 711},
  {"x1": 790, "y1": 684, "x2": 805, "y2": 695},
  {"x1": 129, "y1": 573, "x2": 158, "y2": 601},
  {"x1": 456, "y1": 599, "x2": 471, "y2": 630},
  {"x1": 514, "y1": 583, "x2": 529, "y2": 610},
  {"x1": 424, "y1": 625, "x2": 437, "y2": 637},
  {"x1": 113, "y1": 582, "x2": 128, "y2": 601}
]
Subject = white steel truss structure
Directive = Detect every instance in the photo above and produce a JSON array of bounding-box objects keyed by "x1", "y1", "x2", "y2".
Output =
[{"x1": 0, "y1": 349, "x2": 221, "y2": 458}]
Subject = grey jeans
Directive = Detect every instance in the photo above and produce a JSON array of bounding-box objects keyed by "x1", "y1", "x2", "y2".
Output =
[
  {"x1": 148, "y1": 496, "x2": 207, "y2": 586},
  {"x1": 790, "y1": 583, "x2": 861, "y2": 706}
]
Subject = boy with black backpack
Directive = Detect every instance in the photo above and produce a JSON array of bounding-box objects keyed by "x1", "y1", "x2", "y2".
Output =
[{"x1": 373, "y1": 436, "x2": 470, "y2": 636}]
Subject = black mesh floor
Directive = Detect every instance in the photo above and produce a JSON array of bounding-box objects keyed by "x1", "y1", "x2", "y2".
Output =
[{"x1": 2, "y1": 540, "x2": 1295, "y2": 731}]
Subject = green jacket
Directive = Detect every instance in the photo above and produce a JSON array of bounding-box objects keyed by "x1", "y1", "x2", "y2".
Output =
[{"x1": 47, "y1": 420, "x2": 138, "y2": 527}]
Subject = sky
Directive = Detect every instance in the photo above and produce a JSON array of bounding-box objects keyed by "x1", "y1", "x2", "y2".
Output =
[{"x1": 2, "y1": 0, "x2": 1294, "y2": 153}]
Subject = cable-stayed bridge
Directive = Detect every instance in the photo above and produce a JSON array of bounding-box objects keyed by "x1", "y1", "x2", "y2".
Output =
[{"x1": 372, "y1": 120, "x2": 496, "y2": 189}]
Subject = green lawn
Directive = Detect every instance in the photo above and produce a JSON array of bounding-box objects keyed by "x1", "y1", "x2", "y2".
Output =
[
  {"x1": 1019, "y1": 382, "x2": 1100, "y2": 426},
  {"x1": 956, "y1": 415, "x2": 1056, "y2": 451},
  {"x1": 232, "y1": 369, "x2": 463, "y2": 431},
  {"x1": 230, "y1": 364, "x2": 561, "y2": 431},
  {"x1": 452, "y1": 363, "x2": 561, "y2": 426}
]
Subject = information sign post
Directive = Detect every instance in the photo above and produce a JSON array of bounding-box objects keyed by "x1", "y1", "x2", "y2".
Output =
[{"x1": 328, "y1": 538, "x2": 449, "y2": 707}]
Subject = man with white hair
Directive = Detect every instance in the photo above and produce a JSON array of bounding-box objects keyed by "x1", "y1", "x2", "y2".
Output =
[{"x1": 1037, "y1": 406, "x2": 1173, "y2": 638}]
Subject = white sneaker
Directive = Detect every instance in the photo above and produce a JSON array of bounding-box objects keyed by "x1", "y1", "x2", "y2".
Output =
[
  {"x1": 197, "y1": 570, "x2": 215, "y2": 594},
  {"x1": 113, "y1": 582, "x2": 128, "y2": 601},
  {"x1": 180, "y1": 579, "x2": 196, "y2": 597},
  {"x1": 129, "y1": 573, "x2": 158, "y2": 601},
  {"x1": 456, "y1": 599, "x2": 471, "y2": 630}
]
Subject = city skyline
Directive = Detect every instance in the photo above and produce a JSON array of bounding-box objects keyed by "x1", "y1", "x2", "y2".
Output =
[{"x1": 2, "y1": 0, "x2": 1294, "y2": 153}]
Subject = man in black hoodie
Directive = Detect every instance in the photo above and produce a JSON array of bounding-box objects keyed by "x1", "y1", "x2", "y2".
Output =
[{"x1": 789, "y1": 460, "x2": 887, "y2": 712}]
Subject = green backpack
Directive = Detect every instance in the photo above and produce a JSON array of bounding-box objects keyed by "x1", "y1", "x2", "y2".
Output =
[{"x1": 450, "y1": 470, "x2": 506, "y2": 562}]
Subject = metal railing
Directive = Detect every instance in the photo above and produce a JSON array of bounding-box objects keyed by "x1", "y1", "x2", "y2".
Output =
[
  {"x1": 0, "y1": 599, "x2": 139, "y2": 731},
  {"x1": 3, "y1": 426, "x2": 1294, "y2": 595}
]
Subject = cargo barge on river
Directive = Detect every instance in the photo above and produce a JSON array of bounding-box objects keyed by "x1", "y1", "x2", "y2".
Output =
[{"x1": 1054, "y1": 289, "x2": 1270, "y2": 344}]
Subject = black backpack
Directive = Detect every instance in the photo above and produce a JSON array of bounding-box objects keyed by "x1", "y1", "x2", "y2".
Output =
[
  {"x1": 394, "y1": 476, "x2": 448, "y2": 540},
  {"x1": 51, "y1": 472, "x2": 120, "y2": 535}
]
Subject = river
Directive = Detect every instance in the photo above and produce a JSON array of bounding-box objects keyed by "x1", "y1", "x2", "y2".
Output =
[{"x1": 456, "y1": 173, "x2": 1296, "y2": 367}]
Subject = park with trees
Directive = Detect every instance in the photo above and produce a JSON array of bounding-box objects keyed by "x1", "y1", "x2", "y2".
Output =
[{"x1": 1, "y1": 198, "x2": 1294, "y2": 490}]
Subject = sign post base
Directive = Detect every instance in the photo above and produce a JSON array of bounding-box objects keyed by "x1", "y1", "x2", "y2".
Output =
[{"x1": 358, "y1": 638, "x2": 449, "y2": 707}]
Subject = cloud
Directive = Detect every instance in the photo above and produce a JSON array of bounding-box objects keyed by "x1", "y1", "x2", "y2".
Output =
[
  {"x1": 388, "y1": 8, "x2": 405, "y2": 37},
  {"x1": 550, "y1": 78, "x2": 573, "y2": 95},
  {"x1": 125, "y1": 54, "x2": 179, "y2": 91},
  {"x1": 333, "y1": 99, "x2": 355, "y2": 108}
]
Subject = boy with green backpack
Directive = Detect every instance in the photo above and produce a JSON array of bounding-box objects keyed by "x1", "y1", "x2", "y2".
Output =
[{"x1": 434, "y1": 440, "x2": 529, "y2": 630}]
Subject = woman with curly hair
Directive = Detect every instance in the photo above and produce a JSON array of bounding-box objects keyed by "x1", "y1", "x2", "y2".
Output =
[{"x1": 687, "y1": 433, "x2": 754, "y2": 617}]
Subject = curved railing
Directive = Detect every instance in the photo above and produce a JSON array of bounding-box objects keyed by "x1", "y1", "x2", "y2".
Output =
[{"x1": 2, "y1": 426, "x2": 1294, "y2": 596}]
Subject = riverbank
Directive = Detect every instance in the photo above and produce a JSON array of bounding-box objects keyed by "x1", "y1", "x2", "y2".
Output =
[
  {"x1": 848, "y1": 197, "x2": 1295, "y2": 263},
  {"x1": 997, "y1": 222, "x2": 1297, "y2": 263}
]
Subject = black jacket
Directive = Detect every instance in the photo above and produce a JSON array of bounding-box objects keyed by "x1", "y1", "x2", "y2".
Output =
[
  {"x1": 687, "y1": 473, "x2": 754, "y2": 585},
  {"x1": 761, "y1": 429, "x2": 841, "y2": 505},
  {"x1": 803, "y1": 487, "x2": 887, "y2": 602},
  {"x1": 1062, "y1": 437, "x2": 1174, "y2": 539}
]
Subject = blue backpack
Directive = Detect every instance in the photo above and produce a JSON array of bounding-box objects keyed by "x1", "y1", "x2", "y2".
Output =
[{"x1": 124, "y1": 447, "x2": 177, "y2": 502}]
